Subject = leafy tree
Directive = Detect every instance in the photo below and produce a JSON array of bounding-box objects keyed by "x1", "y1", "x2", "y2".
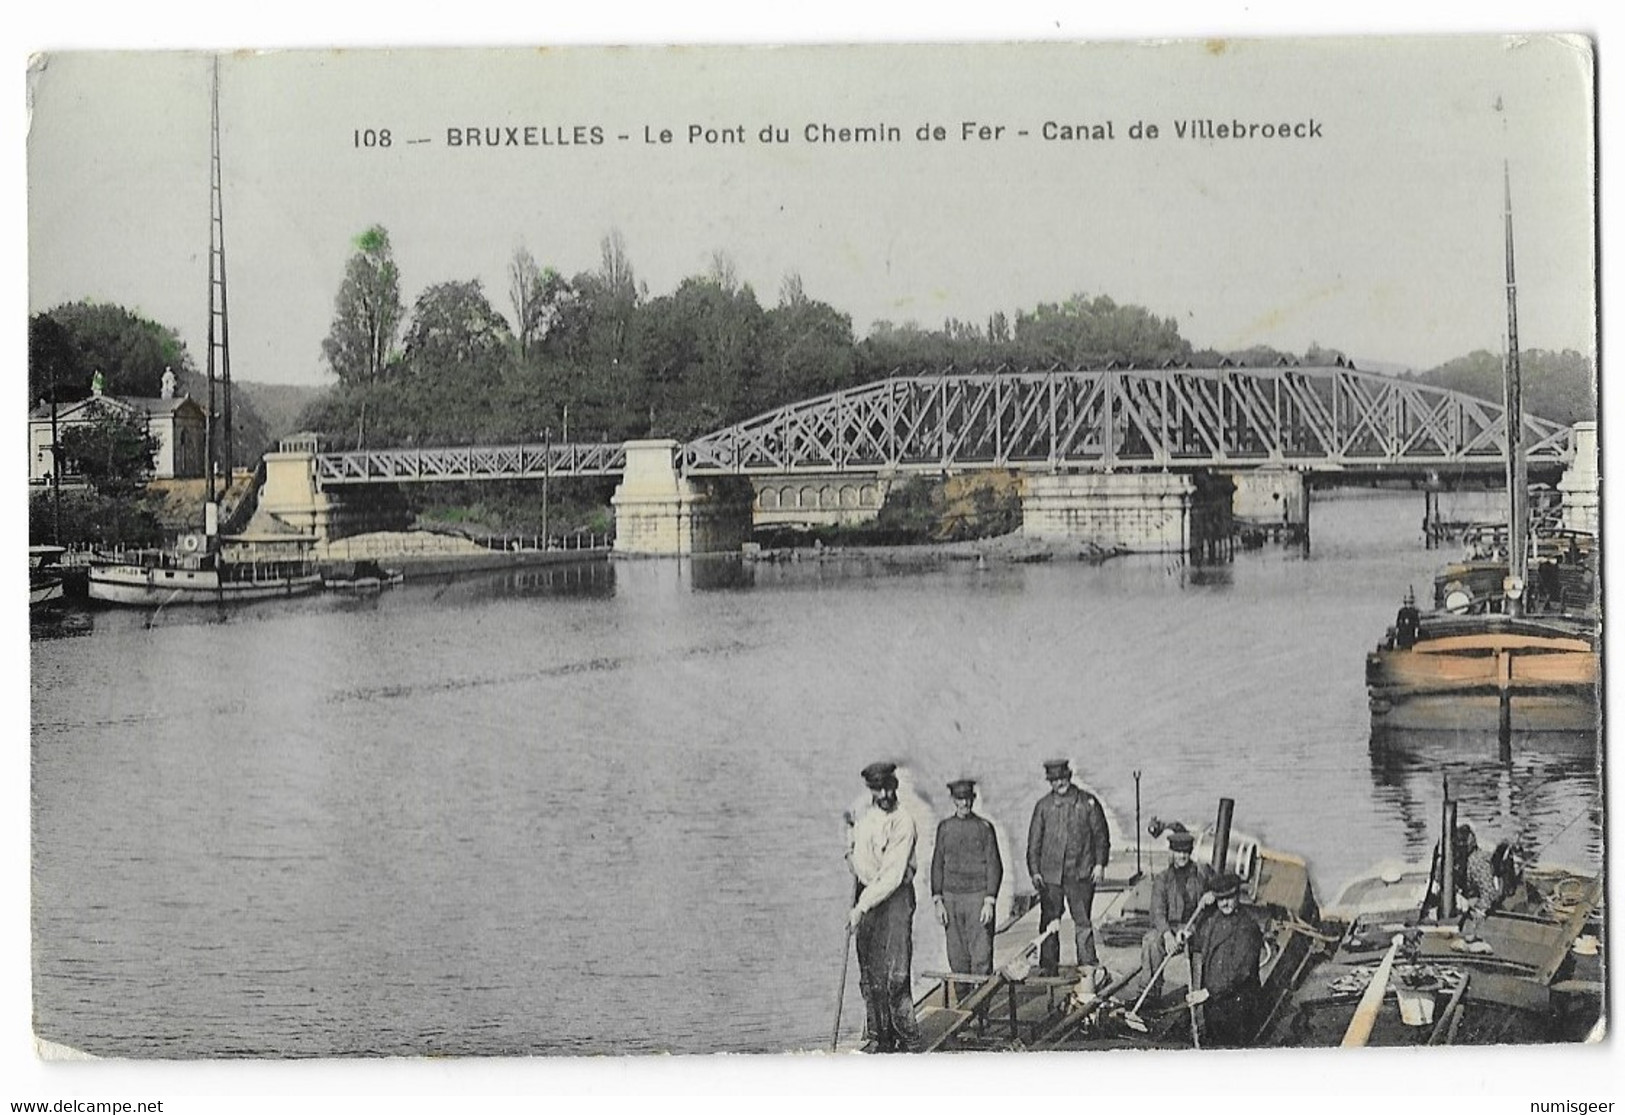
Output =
[
  {"x1": 29, "y1": 303, "x2": 195, "y2": 401},
  {"x1": 755, "y1": 283, "x2": 857, "y2": 408},
  {"x1": 27, "y1": 313, "x2": 75, "y2": 406},
  {"x1": 59, "y1": 404, "x2": 159, "y2": 497},
  {"x1": 1011, "y1": 293, "x2": 1191, "y2": 367},
  {"x1": 639, "y1": 274, "x2": 765, "y2": 436},
  {"x1": 322, "y1": 224, "x2": 403, "y2": 384},
  {"x1": 509, "y1": 246, "x2": 544, "y2": 360},
  {"x1": 402, "y1": 280, "x2": 513, "y2": 377},
  {"x1": 856, "y1": 320, "x2": 967, "y2": 377}
]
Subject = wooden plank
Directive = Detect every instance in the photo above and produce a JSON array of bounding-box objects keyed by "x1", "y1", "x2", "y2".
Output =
[{"x1": 917, "y1": 1006, "x2": 973, "y2": 1052}]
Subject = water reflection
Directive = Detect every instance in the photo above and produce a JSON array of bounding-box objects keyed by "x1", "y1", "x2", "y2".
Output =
[
  {"x1": 450, "y1": 559, "x2": 616, "y2": 601},
  {"x1": 1367, "y1": 730, "x2": 1603, "y2": 870},
  {"x1": 28, "y1": 609, "x2": 96, "y2": 640},
  {"x1": 688, "y1": 555, "x2": 754, "y2": 592}
]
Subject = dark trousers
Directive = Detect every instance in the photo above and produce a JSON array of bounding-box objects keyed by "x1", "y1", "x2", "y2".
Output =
[
  {"x1": 1037, "y1": 877, "x2": 1099, "y2": 973},
  {"x1": 942, "y1": 892, "x2": 994, "y2": 976},
  {"x1": 856, "y1": 885, "x2": 920, "y2": 1052},
  {"x1": 1200, "y1": 977, "x2": 1262, "y2": 1048}
]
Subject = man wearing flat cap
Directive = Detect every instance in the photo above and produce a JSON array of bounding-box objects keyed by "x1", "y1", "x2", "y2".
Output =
[
  {"x1": 1026, "y1": 759, "x2": 1112, "y2": 981},
  {"x1": 1188, "y1": 870, "x2": 1265, "y2": 1047},
  {"x1": 847, "y1": 761, "x2": 921, "y2": 1053},
  {"x1": 1138, "y1": 826, "x2": 1213, "y2": 998},
  {"x1": 930, "y1": 779, "x2": 1003, "y2": 976}
]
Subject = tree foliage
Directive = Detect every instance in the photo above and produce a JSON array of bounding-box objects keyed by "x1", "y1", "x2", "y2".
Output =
[
  {"x1": 1011, "y1": 294, "x2": 1191, "y2": 367},
  {"x1": 59, "y1": 404, "x2": 159, "y2": 497},
  {"x1": 29, "y1": 303, "x2": 195, "y2": 401},
  {"x1": 1415, "y1": 349, "x2": 1596, "y2": 425},
  {"x1": 322, "y1": 224, "x2": 403, "y2": 384}
]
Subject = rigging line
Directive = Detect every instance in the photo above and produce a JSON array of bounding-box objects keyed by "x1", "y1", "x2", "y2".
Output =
[{"x1": 1531, "y1": 795, "x2": 1603, "y2": 849}]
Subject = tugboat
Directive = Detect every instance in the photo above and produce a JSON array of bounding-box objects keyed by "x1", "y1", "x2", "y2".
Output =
[{"x1": 88, "y1": 534, "x2": 322, "y2": 607}]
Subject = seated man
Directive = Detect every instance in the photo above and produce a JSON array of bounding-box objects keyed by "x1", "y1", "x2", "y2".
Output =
[{"x1": 1138, "y1": 827, "x2": 1211, "y2": 998}]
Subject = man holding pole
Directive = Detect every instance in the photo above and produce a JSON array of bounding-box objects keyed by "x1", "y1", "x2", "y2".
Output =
[
  {"x1": 930, "y1": 779, "x2": 1003, "y2": 976},
  {"x1": 1138, "y1": 826, "x2": 1212, "y2": 999},
  {"x1": 847, "y1": 761, "x2": 921, "y2": 1053},
  {"x1": 1187, "y1": 870, "x2": 1265, "y2": 1047}
]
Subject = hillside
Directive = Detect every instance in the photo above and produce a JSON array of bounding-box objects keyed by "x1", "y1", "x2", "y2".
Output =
[{"x1": 234, "y1": 381, "x2": 332, "y2": 445}]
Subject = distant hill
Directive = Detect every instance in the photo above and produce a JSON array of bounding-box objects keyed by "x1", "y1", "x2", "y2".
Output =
[
  {"x1": 234, "y1": 381, "x2": 331, "y2": 445},
  {"x1": 1409, "y1": 349, "x2": 1596, "y2": 427}
]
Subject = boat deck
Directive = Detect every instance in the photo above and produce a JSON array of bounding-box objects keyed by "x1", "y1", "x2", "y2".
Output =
[{"x1": 897, "y1": 849, "x2": 1322, "y2": 1052}]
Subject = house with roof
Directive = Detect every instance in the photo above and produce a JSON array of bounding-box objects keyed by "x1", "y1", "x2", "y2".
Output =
[{"x1": 28, "y1": 371, "x2": 208, "y2": 483}]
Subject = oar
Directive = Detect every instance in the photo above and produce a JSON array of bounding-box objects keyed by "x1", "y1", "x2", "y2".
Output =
[
  {"x1": 1122, "y1": 904, "x2": 1206, "y2": 1032},
  {"x1": 1341, "y1": 934, "x2": 1405, "y2": 1048},
  {"x1": 831, "y1": 924, "x2": 853, "y2": 1052}
]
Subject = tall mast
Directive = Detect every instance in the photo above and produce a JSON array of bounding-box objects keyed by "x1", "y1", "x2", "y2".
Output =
[
  {"x1": 1502, "y1": 160, "x2": 1528, "y2": 616},
  {"x1": 206, "y1": 54, "x2": 234, "y2": 507}
]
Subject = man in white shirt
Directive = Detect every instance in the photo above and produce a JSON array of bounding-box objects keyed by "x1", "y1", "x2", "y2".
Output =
[{"x1": 847, "y1": 760, "x2": 921, "y2": 1053}]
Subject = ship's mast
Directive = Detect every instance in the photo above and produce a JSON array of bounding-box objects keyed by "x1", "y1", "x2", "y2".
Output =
[
  {"x1": 204, "y1": 54, "x2": 234, "y2": 527},
  {"x1": 1502, "y1": 160, "x2": 1528, "y2": 616}
]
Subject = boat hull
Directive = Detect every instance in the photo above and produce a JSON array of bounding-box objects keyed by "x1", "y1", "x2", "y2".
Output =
[
  {"x1": 1366, "y1": 618, "x2": 1599, "y2": 736},
  {"x1": 30, "y1": 579, "x2": 65, "y2": 607},
  {"x1": 89, "y1": 564, "x2": 322, "y2": 607}
]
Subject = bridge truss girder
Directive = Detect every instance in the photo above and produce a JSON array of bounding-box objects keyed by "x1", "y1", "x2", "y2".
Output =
[
  {"x1": 679, "y1": 366, "x2": 1574, "y2": 476},
  {"x1": 315, "y1": 442, "x2": 627, "y2": 485}
]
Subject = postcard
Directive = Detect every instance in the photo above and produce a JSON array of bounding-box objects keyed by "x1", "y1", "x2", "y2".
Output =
[{"x1": 21, "y1": 33, "x2": 1605, "y2": 1106}]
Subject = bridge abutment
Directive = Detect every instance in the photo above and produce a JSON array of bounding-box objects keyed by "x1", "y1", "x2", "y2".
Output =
[
  {"x1": 259, "y1": 439, "x2": 412, "y2": 542},
  {"x1": 260, "y1": 442, "x2": 337, "y2": 538},
  {"x1": 612, "y1": 440, "x2": 754, "y2": 555},
  {"x1": 1021, "y1": 471, "x2": 1233, "y2": 554},
  {"x1": 1558, "y1": 421, "x2": 1598, "y2": 534}
]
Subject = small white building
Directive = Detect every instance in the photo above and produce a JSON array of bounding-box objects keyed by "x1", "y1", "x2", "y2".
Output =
[{"x1": 28, "y1": 375, "x2": 208, "y2": 482}]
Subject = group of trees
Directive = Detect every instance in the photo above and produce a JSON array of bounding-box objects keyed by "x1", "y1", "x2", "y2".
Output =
[
  {"x1": 302, "y1": 226, "x2": 867, "y2": 449},
  {"x1": 303, "y1": 224, "x2": 1597, "y2": 455}
]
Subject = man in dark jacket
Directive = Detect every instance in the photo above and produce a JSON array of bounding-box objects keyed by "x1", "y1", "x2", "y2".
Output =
[
  {"x1": 930, "y1": 779, "x2": 1003, "y2": 976},
  {"x1": 1025, "y1": 759, "x2": 1111, "y2": 980},
  {"x1": 1188, "y1": 870, "x2": 1265, "y2": 1047},
  {"x1": 1139, "y1": 826, "x2": 1212, "y2": 997}
]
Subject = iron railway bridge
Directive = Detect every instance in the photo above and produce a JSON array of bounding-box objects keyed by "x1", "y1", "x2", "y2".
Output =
[{"x1": 312, "y1": 365, "x2": 1574, "y2": 486}]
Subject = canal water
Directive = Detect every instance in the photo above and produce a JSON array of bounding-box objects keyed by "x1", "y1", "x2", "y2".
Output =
[{"x1": 29, "y1": 490, "x2": 1603, "y2": 1057}]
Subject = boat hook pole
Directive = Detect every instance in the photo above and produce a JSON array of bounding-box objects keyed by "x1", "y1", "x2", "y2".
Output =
[
  {"x1": 831, "y1": 924, "x2": 853, "y2": 1052},
  {"x1": 1132, "y1": 770, "x2": 1143, "y2": 883}
]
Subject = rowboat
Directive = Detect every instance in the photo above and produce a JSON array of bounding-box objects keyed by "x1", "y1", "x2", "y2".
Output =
[
  {"x1": 322, "y1": 559, "x2": 404, "y2": 593},
  {"x1": 29, "y1": 545, "x2": 67, "y2": 608}
]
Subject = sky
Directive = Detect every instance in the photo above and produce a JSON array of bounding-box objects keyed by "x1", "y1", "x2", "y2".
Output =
[
  {"x1": 7, "y1": 4, "x2": 1620, "y2": 1111},
  {"x1": 25, "y1": 34, "x2": 1598, "y2": 388}
]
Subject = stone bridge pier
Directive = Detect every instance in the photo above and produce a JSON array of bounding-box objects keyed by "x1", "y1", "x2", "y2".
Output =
[
  {"x1": 611, "y1": 440, "x2": 755, "y2": 555},
  {"x1": 1020, "y1": 471, "x2": 1237, "y2": 555}
]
